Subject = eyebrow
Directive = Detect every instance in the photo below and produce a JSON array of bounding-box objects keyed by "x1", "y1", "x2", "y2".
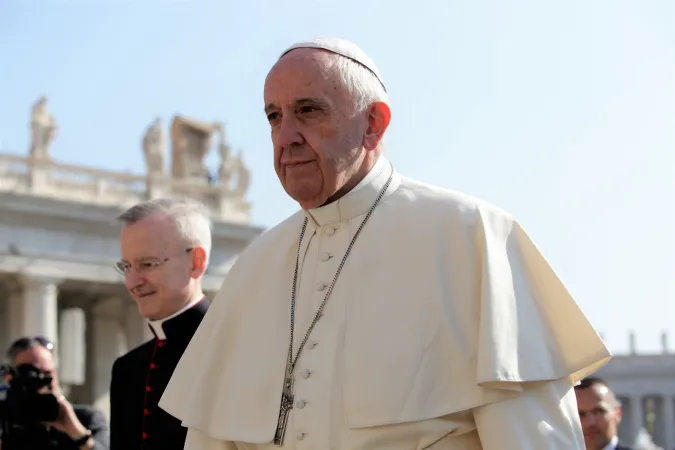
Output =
[
  {"x1": 264, "y1": 98, "x2": 331, "y2": 114},
  {"x1": 118, "y1": 255, "x2": 162, "y2": 263}
]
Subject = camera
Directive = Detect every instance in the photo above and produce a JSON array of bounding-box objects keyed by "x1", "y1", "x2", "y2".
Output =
[
  {"x1": 0, "y1": 363, "x2": 61, "y2": 449},
  {"x1": 0, "y1": 363, "x2": 60, "y2": 424}
]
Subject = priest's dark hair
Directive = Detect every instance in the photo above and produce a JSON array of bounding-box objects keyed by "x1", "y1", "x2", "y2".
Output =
[
  {"x1": 575, "y1": 376, "x2": 621, "y2": 408},
  {"x1": 575, "y1": 377, "x2": 609, "y2": 390},
  {"x1": 117, "y1": 197, "x2": 212, "y2": 269}
]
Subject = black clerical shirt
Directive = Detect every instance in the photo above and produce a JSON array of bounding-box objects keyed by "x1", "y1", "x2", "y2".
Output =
[{"x1": 109, "y1": 298, "x2": 209, "y2": 450}]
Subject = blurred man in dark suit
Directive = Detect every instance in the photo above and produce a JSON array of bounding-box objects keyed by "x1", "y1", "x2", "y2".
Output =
[
  {"x1": 109, "y1": 198, "x2": 210, "y2": 450},
  {"x1": 1, "y1": 336, "x2": 109, "y2": 449},
  {"x1": 575, "y1": 377, "x2": 635, "y2": 450}
]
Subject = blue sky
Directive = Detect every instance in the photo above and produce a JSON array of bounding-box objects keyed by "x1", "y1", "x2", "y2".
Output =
[{"x1": 1, "y1": 0, "x2": 673, "y2": 354}]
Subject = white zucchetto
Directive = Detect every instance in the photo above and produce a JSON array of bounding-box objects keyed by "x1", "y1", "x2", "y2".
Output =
[{"x1": 280, "y1": 37, "x2": 386, "y2": 91}]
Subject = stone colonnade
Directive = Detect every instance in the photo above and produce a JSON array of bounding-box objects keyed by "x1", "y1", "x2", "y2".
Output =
[
  {"x1": 618, "y1": 393, "x2": 675, "y2": 449},
  {"x1": 0, "y1": 274, "x2": 151, "y2": 420}
]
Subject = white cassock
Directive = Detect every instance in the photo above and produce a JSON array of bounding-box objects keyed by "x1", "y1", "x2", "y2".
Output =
[{"x1": 159, "y1": 155, "x2": 612, "y2": 449}]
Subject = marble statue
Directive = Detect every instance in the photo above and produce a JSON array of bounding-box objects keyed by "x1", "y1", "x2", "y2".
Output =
[
  {"x1": 234, "y1": 150, "x2": 250, "y2": 197},
  {"x1": 217, "y1": 128, "x2": 237, "y2": 187},
  {"x1": 30, "y1": 95, "x2": 57, "y2": 159},
  {"x1": 634, "y1": 428, "x2": 663, "y2": 450},
  {"x1": 214, "y1": 126, "x2": 250, "y2": 198},
  {"x1": 170, "y1": 115, "x2": 217, "y2": 182},
  {"x1": 142, "y1": 118, "x2": 165, "y2": 175}
]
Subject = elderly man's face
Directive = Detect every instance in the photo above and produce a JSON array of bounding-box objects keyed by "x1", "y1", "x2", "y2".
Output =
[
  {"x1": 576, "y1": 384, "x2": 622, "y2": 450},
  {"x1": 120, "y1": 213, "x2": 205, "y2": 320},
  {"x1": 264, "y1": 49, "x2": 377, "y2": 209}
]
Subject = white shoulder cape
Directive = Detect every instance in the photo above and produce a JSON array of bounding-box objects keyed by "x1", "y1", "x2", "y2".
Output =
[{"x1": 159, "y1": 173, "x2": 611, "y2": 443}]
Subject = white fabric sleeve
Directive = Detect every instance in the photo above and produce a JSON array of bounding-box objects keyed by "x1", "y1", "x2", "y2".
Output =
[
  {"x1": 473, "y1": 377, "x2": 585, "y2": 449},
  {"x1": 183, "y1": 427, "x2": 238, "y2": 450}
]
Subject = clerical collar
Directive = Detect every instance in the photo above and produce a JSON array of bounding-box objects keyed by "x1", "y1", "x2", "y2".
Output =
[
  {"x1": 148, "y1": 296, "x2": 205, "y2": 340},
  {"x1": 306, "y1": 156, "x2": 396, "y2": 227}
]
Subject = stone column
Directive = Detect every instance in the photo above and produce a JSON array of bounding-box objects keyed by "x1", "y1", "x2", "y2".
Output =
[
  {"x1": 90, "y1": 296, "x2": 125, "y2": 421},
  {"x1": 20, "y1": 275, "x2": 60, "y2": 343},
  {"x1": 0, "y1": 288, "x2": 18, "y2": 353},
  {"x1": 6, "y1": 290, "x2": 24, "y2": 344},
  {"x1": 630, "y1": 395, "x2": 644, "y2": 440},
  {"x1": 58, "y1": 307, "x2": 86, "y2": 386},
  {"x1": 5, "y1": 276, "x2": 60, "y2": 360},
  {"x1": 663, "y1": 395, "x2": 675, "y2": 450}
]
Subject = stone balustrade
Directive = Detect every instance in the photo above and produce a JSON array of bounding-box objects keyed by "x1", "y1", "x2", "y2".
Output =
[{"x1": 0, "y1": 152, "x2": 251, "y2": 224}]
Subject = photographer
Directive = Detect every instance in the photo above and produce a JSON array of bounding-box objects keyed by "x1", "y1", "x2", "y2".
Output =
[{"x1": 0, "y1": 336, "x2": 109, "y2": 449}]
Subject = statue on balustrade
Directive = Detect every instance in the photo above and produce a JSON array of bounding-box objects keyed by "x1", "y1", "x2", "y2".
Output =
[
  {"x1": 142, "y1": 118, "x2": 166, "y2": 176},
  {"x1": 216, "y1": 127, "x2": 250, "y2": 199},
  {"x1": 634, "y1": 428, "x2": 663, "y2": 450},
  {"x1": 170, "y1": 115, "x2": 218, "y2": 183},
  {"x1": 234, "y1": 149, "x2": 250, "y2": 197},
  {"x1": 29, "y1": 95, "x2": 57, "y2": 159},
  {"x1": 217, "y1": 127, "x2": 237, "y2": 186}
]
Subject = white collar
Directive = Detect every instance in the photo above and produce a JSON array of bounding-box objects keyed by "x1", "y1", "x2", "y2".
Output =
[
  {"x1": 602, "y1": 436, "x2": 619, "y2": 450},
  {"x1": 148, "y1": 295, "x2": 203, "y2": 340},
  {"x1": 305, "y1": 155, "x2": 393, "y2": 227}
]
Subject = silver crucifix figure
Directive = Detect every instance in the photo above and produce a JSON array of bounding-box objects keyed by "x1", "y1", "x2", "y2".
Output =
[{"x1": 274, "y1": 373, "x2": 294, "y2": 446}]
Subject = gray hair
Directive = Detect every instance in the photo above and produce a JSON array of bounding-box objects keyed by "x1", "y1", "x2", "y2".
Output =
[
  {"x1": 118, "y1": 197, "x2": 213, "y2": 266},
  {"x1": 6, "y1": 336, "x2": 55, "y2": 366},
  {"x1": 326, "y1": 53, "x2": 389, "y2": 113}
]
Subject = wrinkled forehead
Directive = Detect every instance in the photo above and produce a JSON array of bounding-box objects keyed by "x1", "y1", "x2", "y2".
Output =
[{"x1": 264, "y1": 49, "x2": 345, "y2": 104}]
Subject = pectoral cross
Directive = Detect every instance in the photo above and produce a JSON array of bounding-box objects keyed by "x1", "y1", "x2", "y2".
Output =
[{"x1": 273, "y1": 373, "x2": 294, "y2": 446}]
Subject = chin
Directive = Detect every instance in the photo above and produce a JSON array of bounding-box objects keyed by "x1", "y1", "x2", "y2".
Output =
[
  {"x1": 293, "y1": 194, "x2": 327, "y2": 210},
  {"x1": 284, "y1": 187, "x2": 325, "y2": 210},
  {"x1": 137, "y1": 306, "x2": 154, "y2": 320},
  {"x1": 135, "y1": 300, "x2": 159, "y2": 320}
]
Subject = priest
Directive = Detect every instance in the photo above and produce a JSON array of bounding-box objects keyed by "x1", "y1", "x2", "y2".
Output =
[
  {"x1": 110, "y1": 198, "x2": 212, "y2": 450},
  {"x1": 159, "y1": 37, "x2": 612, "y2": 449}
]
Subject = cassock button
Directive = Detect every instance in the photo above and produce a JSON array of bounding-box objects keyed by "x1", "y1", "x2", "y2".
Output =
[
  {"x1": 144, "y1": 408, "x2": 151, "y2": 416},
  {"x1": 320, "y1": 252, "x2": 332, "y2": 262},
  {"x1": 296, "y1": 399, "x2": 307, "y2": 409},
  {"x1": 300, "y1": 369, "x2": 311, "y2": 379},
  {"x1": 150, "y1": 362, "x2": 158, "y2": 369},
  {"x1": 308, "y1": 341, "x2": 318, "y2": 349},
  {"x1": 145, "y1": 386, "x2": 153, "y2": 392},
  {"x1": 325, "y1": 227, "x2": 335, "y2": 236},
  {"x1": 297, "y1": 431, "x2": 307, "y2": 440},
  {"x1": 316, "y1": 282, "x2": 326, "y2": 291},
  {"x1": 142, "y1": 432, "x2": 149, "y2": 440}
]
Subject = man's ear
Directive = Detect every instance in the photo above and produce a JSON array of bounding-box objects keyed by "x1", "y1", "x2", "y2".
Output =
[
  {"x1": 190, "y1": 247, "x2": 208, "y2": 278},
  {"x1": 363, "y1": 101, "x2": 391, "y2": 151}
]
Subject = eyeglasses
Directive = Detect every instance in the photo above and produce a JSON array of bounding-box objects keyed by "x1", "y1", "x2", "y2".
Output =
[
  {"x1": 114, "y1": 248, "x2": 194, "y2": 276},
  {"x1": 7, "y1": 336, "x2": 55, "y2": 360}
]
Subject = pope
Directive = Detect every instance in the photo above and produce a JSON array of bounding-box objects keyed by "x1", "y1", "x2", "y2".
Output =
[{"x1": 159, "y1": 37, "x2": 612, "y2": 449}]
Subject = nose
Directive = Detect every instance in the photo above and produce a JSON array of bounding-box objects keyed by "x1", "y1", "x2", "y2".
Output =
[
  {"x1": 582, "y1": 415, "x2": 596, "y2": 426},
  {"x1": 124, "y1": 270, "x2": 145, "y2": 291},
  {"x1": 275, "y1": 115, "x2": 304, "y2": 151}
]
